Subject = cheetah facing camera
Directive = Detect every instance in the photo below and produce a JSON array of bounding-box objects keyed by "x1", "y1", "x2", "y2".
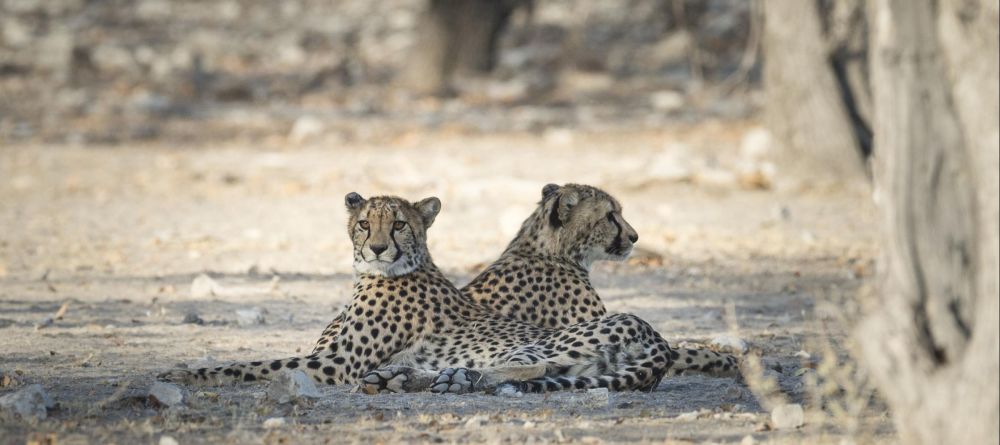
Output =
[{"x1": 159, "y1": 193, "x2": 682, "y2": 394}]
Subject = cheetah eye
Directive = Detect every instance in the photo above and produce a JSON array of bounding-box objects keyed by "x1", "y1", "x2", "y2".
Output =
[
  {"x1": 358, "y1": 221, "x2": 370, "y2": 230},
  {"x1": 393, "y1": 221, "x2": 407, "y2": 231}
]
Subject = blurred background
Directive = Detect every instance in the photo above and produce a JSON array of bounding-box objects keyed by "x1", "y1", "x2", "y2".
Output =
[{"x1": 0, "y1": 0, "x2": 879, "y2": 278}]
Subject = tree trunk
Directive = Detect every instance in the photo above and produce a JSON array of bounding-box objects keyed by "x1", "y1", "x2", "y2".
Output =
[
  {"x1": 860, "y1": 0, "x2": 999, "y2": 443},
  {"x1": 402, "y1": 0, "x2": 522, "y2": 95},
  {"x1": 762, "y1": 0, "x2": 870, "y2": 183}
]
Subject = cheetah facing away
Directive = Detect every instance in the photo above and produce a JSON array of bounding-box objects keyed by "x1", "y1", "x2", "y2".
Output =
[{"x1": 160, "y1": 193, "x2": 680, "y2": 394}]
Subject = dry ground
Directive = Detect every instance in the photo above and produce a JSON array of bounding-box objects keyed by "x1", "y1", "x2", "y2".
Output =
[{"x1": 0, "y1": 123, "x2": 892, "y2": 444}]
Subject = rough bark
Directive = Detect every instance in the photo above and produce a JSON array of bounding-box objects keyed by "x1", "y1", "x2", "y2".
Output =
[
  {"x1": 762, "y1": 0, "x2": 870, "y2": 183},
  {"x1": 861, "y1": 0, "x2": 999, "y2": 443},
  {"x1": 402, "y1": 0, "x2": 523, "y2": 95}
]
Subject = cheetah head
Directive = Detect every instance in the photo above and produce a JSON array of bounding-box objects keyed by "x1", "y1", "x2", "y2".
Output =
[
  {"x1": 344, "y1": 193, "x2": 441, "y2": 277},
  {"x1": 513, "y1": 183, "x2": 639, "y2": 268}
]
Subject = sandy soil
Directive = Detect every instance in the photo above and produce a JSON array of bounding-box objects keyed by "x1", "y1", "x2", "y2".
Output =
[{"x1": 0, "y1": 123, "x2": 891, "y2": 444}]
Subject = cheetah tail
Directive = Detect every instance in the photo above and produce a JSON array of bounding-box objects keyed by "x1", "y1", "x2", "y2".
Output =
[
  {"x1": 668, "y1": 347, "x2": 741, "y2": 378},
  {"x1": 157, "y1": 353, "x2": 344, "y2": 387},
  {"x1": 495, "y1": 367, "x2": 665, "y2": 394}
]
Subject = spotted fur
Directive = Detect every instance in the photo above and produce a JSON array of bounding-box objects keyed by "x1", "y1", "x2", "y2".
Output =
[{"x1": 159, "y1": 194, "x2": 683, "y2": 393}]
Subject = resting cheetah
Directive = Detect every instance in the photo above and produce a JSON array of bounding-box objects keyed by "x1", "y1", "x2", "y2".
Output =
[
  {"x1": 160, "y1": 193, "x2": 678, "y2": 393},
  {"x1": 460, "y1": 183, "x2": 740, "y2": 377}
]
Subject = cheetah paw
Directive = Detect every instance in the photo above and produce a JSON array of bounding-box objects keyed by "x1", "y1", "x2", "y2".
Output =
[
  {"x1": 430, "y1": 368, "x2": 482, "y2": 394},
  {"x1": 359, "y1": 366, "x2": 430, "y2": 394}
]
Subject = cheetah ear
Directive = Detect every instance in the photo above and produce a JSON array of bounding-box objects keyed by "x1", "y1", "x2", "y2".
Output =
[
  {"x1": 414, "y1": 197, "x2": 441, "y2": 227},
  {"x1": 548, "y1": 189, "x2": 579, "y2": 229},
  {"x1": 542, "y1": 183, "x2": 561, "y2": 199},
  {"x1": 345, "y1": 192, "x2": 366, "y2": 211}
]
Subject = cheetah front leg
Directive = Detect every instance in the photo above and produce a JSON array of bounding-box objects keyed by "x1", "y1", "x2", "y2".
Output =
[
  {"x1": 358, "y1": 366, "x2": 439, "y2": 394},
  {"x1": 360, "y1": 363, "x2": 548, "y2": 394},
  {"x1": 430, "y1": 363, "x2": 548, "y2": 394}
]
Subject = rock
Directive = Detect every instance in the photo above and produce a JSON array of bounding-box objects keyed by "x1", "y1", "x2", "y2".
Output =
[
  {"x1": 263, "y1": 417, "x2": 287, "y2": 429},
  {"x1": 148, "y1": 381, "x2": 185, "y2": 408},
  {"x1": 494, "y1": 384, "x2": 523, "y2": 398},
  {"x1": 771, "y1": 403, "x2": 804, "y2": 430},
  {"x1": 740, "y1": 435, "x2": 756, "y2": 445},
  {"x1": 463, "y1": 414, "x2": 489, "y2": 428},
  {"x1": 34, "y1": 316, "x2": 53, "y2": 330},
  {"x1": 0, "y1": 384, "x2": 53, "y2": 421},
  {"x1": 235, "y1": 307, "x2": 265, "y2": 326},
  {"x1": 288, "y1": 115, "x2": 325, "y2": 144},
  {"x1": 1, "y1": 369, "x2": 21, "y2": 388},
  {"x1": 573, "y1": 387, "x2": 610, "y2": 408},
  {"x1": 158, "y1": 436, "x2": 180, "y2": 445},
  {"x1": 650, "y1": 90, "x2": 685, "y2": 112},
  {"x1": 709, "y1": 335, "x2": 748, "y2": 354},
  {"x1": 740, "y1": 127, "x2": 773, "y2": 161},
  {"x1": 266, "y1": 370, "x2": 320, "y2": 404},
  {"x1": 182, "y1": 312, "x2": 204, "y2": 325},
  {"x1": 675, "y1": 410, "x2": 704, "y2": 422},
  {"x1": 190, "y1": 274, "x2": 219, "y2": 298}
]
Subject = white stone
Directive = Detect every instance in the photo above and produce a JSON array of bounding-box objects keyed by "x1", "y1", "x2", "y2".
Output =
[
  {"x1": 235, "y1": 307, "x2": 266, "y2": 326},
  {"x1": 148, "y1": 381, "x2": 185, "y2": 407},
  {"x1": 650, "y1": 90, "x2": 685, "y2": 112},
  {"x1": 463, "y1": 414, "x2": 489, "y2": 428},
  {"x1": 709, "y1": 335, "x2": 748, "y2": 354},
  {"x1": 263, "y1": 417, "x2": 287, "y2": 429},
  {"x1": 771, "y1": 403, "x2": 804, "y2": 430},
  {"x1": 578, "y1": 387, "x2": 610, "y2": 408},
  {"x1": 740, "y1": 127, "x2": 773, "y2": 161},
  {"x1": 0, "y1": 384, "x2": 53, "y2": 420},
  {"x1": 190, "y1": 274, "x2": 219, "y2": 298},
  {"x1": 158, "y1": 436, "x2": 180, "y2": 445},
  {"x1": 288, "y1": 116, "x2": 325, "y2": 144},
  {"x1": 266, "y1": 370, "x2": 321, "y2": 404}
]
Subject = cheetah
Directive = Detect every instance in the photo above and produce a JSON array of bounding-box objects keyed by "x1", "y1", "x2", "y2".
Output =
[
  {"x1": 160, "y1": 193, "x2": 680, "y2": 394},
  {"x1": 460, "y1": 183, "x2": 740, "y2": 377}
]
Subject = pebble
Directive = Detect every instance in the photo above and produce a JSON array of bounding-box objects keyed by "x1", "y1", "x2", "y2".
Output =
[
  {"x1": 0, "y1": 368, "x2": 21, "y2": 388},
  {"x1": 709, "y1": 335, "x2": 748, "y2": 354},
  {"x1": 148, "y1": 381, "x2": 186, "y2": 407},
  {"x1": 740, "y1": 127, "x2": 773, "y2": 161},
  {"x1": 675, "y1": 410, "x2": 704, "y2": 422},
  {"x1": 181, "y1": 312, "x2": 204, "y2": 325},
  {"x1": 463, "y1": 414, "x2": 489, "y2": 428},
  {"x1": 159, "y1": 436, "x2": 180, "y2": 445},
  {"x1": 650, "y1": 90, "x2": 685, "y2": 112},
  {"x1": 235, "y1": 307, "x2": 266, "y2": 326},
  {"x1": 266, "y1": 370, "x2": 320, "y2": 404},
  {"x1": 575, "y1": 387, "x2": 610, "y2": 408},
  {"x1": 0, "y1": 384, "x2": 54, "y2": 421},
  {"x1": 771, "y1": 403, "x2": 804, "y2": 429},
  {"x1": 288, "y1": 115, "x2": 324, "y2": 144},
  {"x1": 263, "y1": 417, "x2": 287, "y2": 428},
  {"x1": 494, "y1": 384, "x2": 523, "y2": 398},
  {"x1": 190, "y1": 274, "x2": 219, "y2": 298}
]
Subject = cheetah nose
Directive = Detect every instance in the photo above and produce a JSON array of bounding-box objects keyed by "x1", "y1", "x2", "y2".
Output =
[
  {"x1": 370, "y1": 244, "x2": 388, "y2": 255},
  {"x1": 628, "y1": 233, "x2": 638, "y2": 243}
]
